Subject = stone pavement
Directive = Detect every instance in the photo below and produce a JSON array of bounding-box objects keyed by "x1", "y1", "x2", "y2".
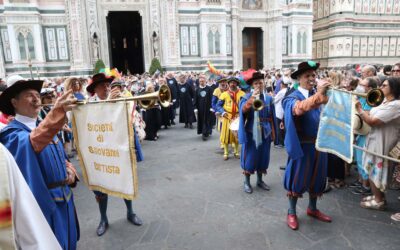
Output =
[{"x1": 73, "y1": 123, "x2": 400, "y2": 250}]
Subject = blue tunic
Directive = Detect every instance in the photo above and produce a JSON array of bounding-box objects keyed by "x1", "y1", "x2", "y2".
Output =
[
  {"x1": 238, "y1": 93, "x2": 273, "y2": 174},
  {"x1": 0, "y1": 120, "x2": 79, "y2": 250},
  {"x1": 282, "y1": 90, "x2": 327, "y2": 197}
]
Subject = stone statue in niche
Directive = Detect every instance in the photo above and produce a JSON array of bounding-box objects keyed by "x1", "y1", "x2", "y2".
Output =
[
  {"x1": 123, "y1": 38, "x2": 128, "y2": 49},
  {"x1": 91, "y1": 32, "x2": 99, "y2": 60},
  {"x1": 152, "y1": 31, "x2": 160, "y2": 58},
  {"x1": 242, "y1": 0, "x2": 262, "y2": 10}
]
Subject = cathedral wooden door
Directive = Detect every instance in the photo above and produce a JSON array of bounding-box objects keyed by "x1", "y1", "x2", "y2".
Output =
[{"x1": 242, "y1": 28, "x2": 263, "y2": 70}]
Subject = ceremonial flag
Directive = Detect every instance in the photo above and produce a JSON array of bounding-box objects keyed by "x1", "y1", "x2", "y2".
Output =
[
  {"x1": 72, "y1": 102, "x2": 138, "y2": 200},
  {"x1": 316, "y1": 89, "x2": 355, "y2": 163}
]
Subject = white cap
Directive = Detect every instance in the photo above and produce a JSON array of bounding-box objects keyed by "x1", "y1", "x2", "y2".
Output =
[{"x1": 6, "y1": 75, "x2": 25, "y2": 88}]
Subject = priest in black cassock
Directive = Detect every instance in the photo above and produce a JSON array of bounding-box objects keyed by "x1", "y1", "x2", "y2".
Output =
[
  {"x1": 166, "y1": 72, "x2": 178, "y2": 125},
  {"x1": 143, "y1": 84, "x2": 162, "y2": 140},
  {"x1": 177, "y1": 74, "x2": 196, "y2": 129},
  {"x1": 207, "y1": 77, "x2": 218, "y2": 129},
  {"x1": 194, "y1": 74, "x2": 213, "y2": 140},
  {"x1": 159, "y1": 77, "x2": 171, "y2": 129}
]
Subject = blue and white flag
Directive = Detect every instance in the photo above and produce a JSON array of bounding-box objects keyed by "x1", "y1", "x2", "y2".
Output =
[{"x1": 316, "y1": 89, "x2": 355, "y2": 163}]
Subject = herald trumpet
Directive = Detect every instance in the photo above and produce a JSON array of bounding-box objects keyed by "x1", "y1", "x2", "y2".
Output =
[
  {"x1": 330, "y1": 87, "x2": 384, "y2": 107},
  {"x1": 75, "y1": 85, "x2": 172, "y2": 109}
]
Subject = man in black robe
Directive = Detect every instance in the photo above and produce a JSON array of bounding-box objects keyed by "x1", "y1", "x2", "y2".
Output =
[
  {"x1": 143, "y1": 83, "x2": 162, "y2": 140},
  {"x1": 166, "y1": 72, "x2": 178, "y2": 125},
  {"x1": 159, "y1": 77, "x2": 171, "y2": 129},
  {"x1": 177, "y1": 74, "x2": 196, "y2": 128},
  {"x1": 194, "y1": 74, "x2": 213, "y2": 140},
  {"x1": 207, "y1": 77, "x2": 218, "y2": 129}
]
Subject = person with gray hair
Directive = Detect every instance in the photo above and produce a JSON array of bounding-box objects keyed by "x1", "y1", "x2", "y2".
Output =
[{"x1": 361, "y1": 65, "x2": 377, "y2": 79}]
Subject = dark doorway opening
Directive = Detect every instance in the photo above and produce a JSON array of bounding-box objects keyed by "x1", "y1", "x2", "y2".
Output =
[
  {"x1": 242, "y1": 28, "x2": 263, "y2": 70},
  {"x1": 107, "y1": 11, "x2": 144, "y2": 74}
]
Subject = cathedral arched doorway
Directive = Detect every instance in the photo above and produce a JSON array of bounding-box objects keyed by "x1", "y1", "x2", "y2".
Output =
[
  {"x1": 242, "y1": 27, "x2": 263, "y2": 70},
  {"x1": 107, "y1": 11, "x2": 144, "y2": 74}
]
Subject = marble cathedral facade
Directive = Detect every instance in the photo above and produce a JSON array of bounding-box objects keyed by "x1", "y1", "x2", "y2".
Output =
[
  {"x1": 312, "y1": 0, "x2": 400, "y2": 68},
  {"x1": 0, "y1": 0, "x2": 315, "y2": 78}
]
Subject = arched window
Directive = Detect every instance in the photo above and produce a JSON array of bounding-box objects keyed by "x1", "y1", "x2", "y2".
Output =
[
  {"x1": 18, "y1": 33, "x2": 26, "y2": 60},
  {"x1": 215, "y1": 30, "x2": 220, "y2": 54},
  {"x1": 302, "y1": 32, "x2": 307, "y2": 54},
  {"x1": 297, "y1": 32, "x2": 302, "y2": 53},
  {"x1": 208, "y1": 30, "x2": 214, "y2": 54},
  {"x1": 27, "y1": 33, "x2": 35, "y2": 59},
  {"x1": 17, "y1": 31, "x2": 35, "y2": 60}
]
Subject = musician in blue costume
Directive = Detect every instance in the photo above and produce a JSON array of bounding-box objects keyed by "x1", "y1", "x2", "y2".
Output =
[
  {"x1": 0, "y1": 75, "x2": 79, "y2": 249},
  {"x1": 238, "y1": 71, "x2": 275, "y2": 194},
  {"x1": 282, "y1": 61, "x2": 332, "y2": 230},
  {"x1": 86, "y1": 73, "x2": 143, "y2": 236}
]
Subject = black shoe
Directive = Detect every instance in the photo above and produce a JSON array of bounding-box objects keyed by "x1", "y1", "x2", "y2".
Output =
[
  {"x1": 171, "y1": 121, "x2": 176, "y2": 125},
  {"x1": 189, "y1": 124, "x2": 193, "y2": 129},
  {"x1": 202, "y1": 135, "x2": 207, "y2": 141},
  {"x1": 351, "y1": 186, "x2": 372, "y2": 195},
  {"x1": 164, "y1": 125, "x2": 168, "y2": 129},
  {"x1": 323, "y1": 183, "x2": 332, "y2": 193},
  {"x1": 257, "y1": 181, "x2": 271, "y2": 191},
  {"x1": 348, "y1": 180, "x2": 362, "y2": 188},
  {"x1": 127, "y1": 213, "x2": 143, "y2": 226},
  {"x1": 244, "y1": 182, "x2": 253, "y2": 194},
  {"x1": 184, "y1": 124, "x2": 188, "y2": 128},
  {"x1": 96, "y1": 221, "x2": 109, "y2": 236}
]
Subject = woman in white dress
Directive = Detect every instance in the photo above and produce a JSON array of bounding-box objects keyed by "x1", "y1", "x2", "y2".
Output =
[{"x1": 356, "y1": 77, "x2": 400, "y2": 210}]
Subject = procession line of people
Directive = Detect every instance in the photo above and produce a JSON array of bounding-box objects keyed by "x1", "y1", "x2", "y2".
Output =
[{"x1": 0, "y1": 60, "x2": 400, "y2": 249}]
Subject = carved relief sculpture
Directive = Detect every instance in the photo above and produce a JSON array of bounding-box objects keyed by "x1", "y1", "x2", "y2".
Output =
[{"x1": 242, "y1": 0, "x2": 262, "y2": 10}]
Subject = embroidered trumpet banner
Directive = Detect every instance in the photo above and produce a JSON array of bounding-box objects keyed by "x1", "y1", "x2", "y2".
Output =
[
  {"x1": 72, "y1": 102, "x2": 138, "y2": 200},
  {"x1": 316, "y1": 89, "x2": 355, "y2": 163}
]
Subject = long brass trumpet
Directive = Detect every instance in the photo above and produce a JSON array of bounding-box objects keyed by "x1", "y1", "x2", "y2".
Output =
[
  {"x1": 76, "y1": 85, "x2": 172, "y2": 108},
  {"x1": 330, "y1": 87, "x2": 384, "y2": 107}
]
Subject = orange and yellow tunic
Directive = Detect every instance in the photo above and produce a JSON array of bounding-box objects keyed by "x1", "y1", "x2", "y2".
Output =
[{"x1": 216, "y1": 89, "x2": 245, "y2": 144}]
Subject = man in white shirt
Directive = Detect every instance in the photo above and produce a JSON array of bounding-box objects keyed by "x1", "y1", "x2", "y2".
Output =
[{"x1": 273, "y1": 79, "x2": 289, "y2": 147}]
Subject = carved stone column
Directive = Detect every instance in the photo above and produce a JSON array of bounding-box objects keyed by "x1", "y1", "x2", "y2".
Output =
[
  {"x1": 231, "y1": 3, "x2": 240, "y2": 70},
  {"x1": 65, "y1": 0, "x2": 92, "y2": 72},
  {"x1": 160, "y1": 0, "x2": 180, "y2": 67}
]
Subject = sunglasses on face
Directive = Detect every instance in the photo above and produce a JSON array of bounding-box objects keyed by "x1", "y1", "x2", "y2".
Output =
[{"x1": 391, "y1": 69, "x2": 400, "y2": 73}]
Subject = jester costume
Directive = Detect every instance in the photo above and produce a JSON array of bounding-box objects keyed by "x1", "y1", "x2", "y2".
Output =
[{"x1": 216, "y1": 84, "x2": 245, "y2": 159}]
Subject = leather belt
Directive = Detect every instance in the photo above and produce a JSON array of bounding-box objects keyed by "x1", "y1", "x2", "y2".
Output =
[{"x1": 47, "y1": 178, "x2": 69, "y2": 189}]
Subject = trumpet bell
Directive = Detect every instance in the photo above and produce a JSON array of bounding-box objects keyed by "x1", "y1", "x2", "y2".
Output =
[
  {"x1": 137, "y1": 84, "x2": 172, "y2": 109},
  {"x1": 365, "y1": 88, "x2": 384, "y2": 107},
  {"x1": 253, "y1": 99, "x2": 264, "y2": 111},
  {"x1": 158, "y1": 84, "x2": 172, "y2": 107}
]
